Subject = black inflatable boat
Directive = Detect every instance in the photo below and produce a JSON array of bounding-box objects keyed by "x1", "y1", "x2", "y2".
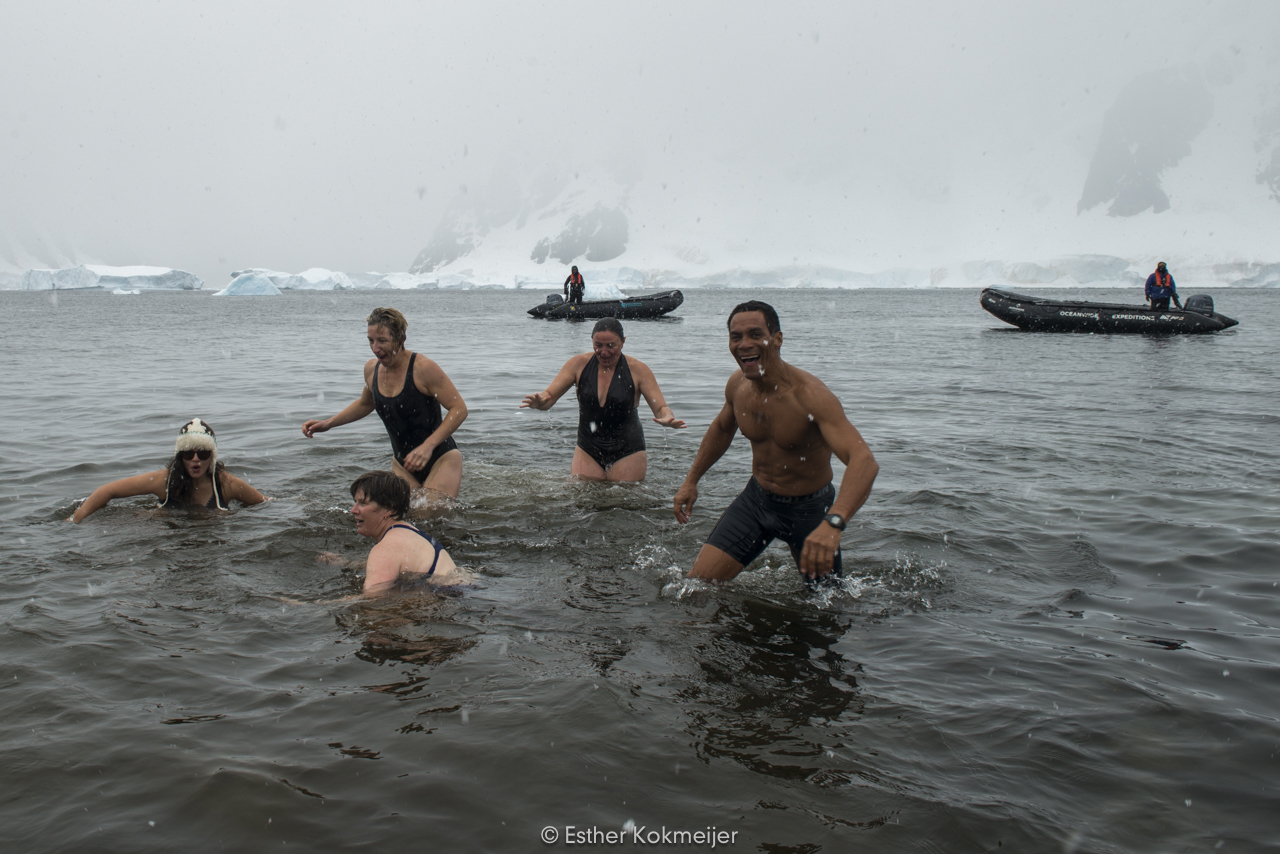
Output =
[
  {"x1": 528, "y1": 290, "x2": 684, "y2": 320},
  {"x1": 980, "y1": 287, "x2": 1238, "y2": 334}
]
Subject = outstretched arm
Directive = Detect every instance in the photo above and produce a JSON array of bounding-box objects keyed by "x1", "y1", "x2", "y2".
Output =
[
  {"x1": 673, "y1": 391, "x2": 739, "y2": 523},
  {"x1": 401, "y1": 357, "x2": 469, "y2": 472},
  {"x1": 521, "y1": 354, "x2": 586, "y2": 412},
  {"x1": 302, "y1": 362, "x2": 377, "y2": 437},
  {"x1": 631, "y1": 358, "x2": 686, "y2": 429},
  {"x1": 798, "y1": 385, "x2": 879, "y2": 578},
  {"x1": 70, "y1": 470, "x2": 169, "y2": 523}
]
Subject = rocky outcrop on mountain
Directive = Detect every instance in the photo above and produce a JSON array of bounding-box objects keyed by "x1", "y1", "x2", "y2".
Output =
[
  {"x1": 529, "y1": 205, "x2": 629, "y2": 265},
  {"x1": 1078, "y1": 65, "x2": 1214, "y2": 217}
]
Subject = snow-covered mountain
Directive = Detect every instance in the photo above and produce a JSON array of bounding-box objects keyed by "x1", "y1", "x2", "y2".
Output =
[{"x1": 407, "y1": 57, "x2": 1280, "y2": 290}]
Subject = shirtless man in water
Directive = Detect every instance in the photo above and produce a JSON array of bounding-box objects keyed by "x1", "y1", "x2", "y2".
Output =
[{"x1": 673, "y1": 301, "x2": 878, "y2": 581}]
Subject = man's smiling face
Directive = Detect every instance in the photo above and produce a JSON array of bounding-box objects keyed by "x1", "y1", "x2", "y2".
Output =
[{"x1": 728, "y1": 310, "x2": 780, "y2": 379}]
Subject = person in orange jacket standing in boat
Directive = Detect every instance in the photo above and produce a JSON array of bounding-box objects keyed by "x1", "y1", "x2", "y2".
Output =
[
  {"x1": 1145, "y1": 262, "x2": 1182, "y2": 311},
  {"x1": 563, "y1": 266, "x2": 585, "y2": 305}
]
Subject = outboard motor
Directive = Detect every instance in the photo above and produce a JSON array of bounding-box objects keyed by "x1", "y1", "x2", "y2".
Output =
[
  {"x1": 1183, "y1": 294, "x2": 1215, "y2": 315},
  {"x1": 545, "y1": 293, "x2": 564, "y2": 307}
]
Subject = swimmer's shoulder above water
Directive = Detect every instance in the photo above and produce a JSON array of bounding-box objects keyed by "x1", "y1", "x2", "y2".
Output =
[
  {"x1": 68, "y1": 419, "x2": 268, "y2": 523},
  {"x1": 348, "y1": 470, "x2": 460, "y2": 595}
]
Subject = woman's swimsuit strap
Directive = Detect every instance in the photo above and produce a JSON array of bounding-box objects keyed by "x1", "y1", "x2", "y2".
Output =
[{"x1": 389, "y1": 522, "x2": 443, "y2": 576}]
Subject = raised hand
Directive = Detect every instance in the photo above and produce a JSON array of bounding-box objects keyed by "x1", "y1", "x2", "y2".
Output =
[{"x1": 520, "y1": 392, "x2": 551, "y2": 411}]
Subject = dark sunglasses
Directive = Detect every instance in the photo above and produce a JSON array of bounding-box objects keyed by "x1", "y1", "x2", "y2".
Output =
[{"x1": 180, "y1": 449, "x2": 213, "y2": 461}]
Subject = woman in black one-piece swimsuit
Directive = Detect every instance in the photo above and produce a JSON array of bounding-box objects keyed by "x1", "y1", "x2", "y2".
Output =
[
  {"x1": 302, "y1": 307, "x2": 468, "y2": 498},
  {"x1": 520, "y1": 317, "x2": 685, "y2": 482}
]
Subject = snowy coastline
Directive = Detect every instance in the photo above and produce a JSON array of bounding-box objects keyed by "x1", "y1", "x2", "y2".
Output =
[
  {"x1": 4, "y1": 256, "x2": 1277, "y2": 294},
  {"x1": 209, "y1": 257, "x2": 1280, "y2": 292}
]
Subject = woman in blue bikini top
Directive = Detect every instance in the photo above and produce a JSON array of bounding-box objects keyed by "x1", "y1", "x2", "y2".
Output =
[{"x1": 348, "y1": 471, "x2": 457, "y2": 594}]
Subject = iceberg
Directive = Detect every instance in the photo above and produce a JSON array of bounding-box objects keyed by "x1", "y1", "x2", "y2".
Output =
[
  {"x1": 53, "y1": 267, "x2": 101, "y2": 289},
  {"x1": 0, "y1": 265, "x2": 202, "y2": 291},
  {"x1": 82, "y1": 265, "x2": 202, "y2": 290},
  {"x1": 346, "y1": 272, "x2": 387, "y2": 289},
  {"x1": 13, "y1": 268, "x2": 96, "y2": 289},
  {"x1": 278, "y1": 268, "x2": 355, "y2": 290},
  {"x1": 226, "y1": 267, "x2": 445, "y2": 290},
  {"x1": 214, "y1": 273, "x2": 282, "y2": 297},
  {"x1": 229, "y1": 267, "x2": 354, "y2": 291},
  {"x1": 583, "y1": 279, "x2": 627, "y2": 300},
  {"x1": 20, "y1": 270, "x2": 56, "y2": 290}
]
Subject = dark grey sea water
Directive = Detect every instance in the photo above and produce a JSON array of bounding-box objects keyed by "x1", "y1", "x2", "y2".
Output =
[{"x1": 1, "y1": 286, "x2": 1276, "y2": 853}]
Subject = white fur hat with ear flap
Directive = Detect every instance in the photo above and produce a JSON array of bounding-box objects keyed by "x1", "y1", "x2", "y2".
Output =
[{"x1": 175, "y1": 418, "x2": 218, "y2": 466}]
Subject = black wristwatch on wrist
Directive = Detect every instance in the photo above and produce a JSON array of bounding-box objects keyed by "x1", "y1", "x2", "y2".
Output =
[{"x1": 823, "y1": 513, "x2": 846, "y2": 531}]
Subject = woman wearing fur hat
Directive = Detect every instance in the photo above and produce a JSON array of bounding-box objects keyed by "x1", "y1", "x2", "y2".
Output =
[{"x1": 69, "y1": 419, "x2": 268, "y2": 523}]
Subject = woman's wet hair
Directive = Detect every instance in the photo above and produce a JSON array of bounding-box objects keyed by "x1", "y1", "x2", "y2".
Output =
[
  {"x1": 350, "y1": 471, "x2": 411, "y2": 520},
  {"x1": 727, "y1": 300, "x2": 781, "y2": 334},
  {"x1": 367, "y1": 307, "x2": 408, "y2": 344},
  {"x1": 592, "y1": 317, "x2": 624, "y2": 339}
]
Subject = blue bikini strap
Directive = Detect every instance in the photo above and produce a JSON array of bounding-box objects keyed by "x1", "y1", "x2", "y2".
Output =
[{"x1": 390, "y1": 523, "x2": 443, "y2": 576}]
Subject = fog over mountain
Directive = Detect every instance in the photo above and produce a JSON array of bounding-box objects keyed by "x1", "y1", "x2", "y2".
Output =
[{"x1": 3, "y1": 1, "x2": 1279, "y2": 288}]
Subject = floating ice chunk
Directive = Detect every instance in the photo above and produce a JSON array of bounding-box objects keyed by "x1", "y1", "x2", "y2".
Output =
[
  {"x1": 280, "y1": 268, "x2": 356, "y2": 291},
  {"x1": 20, "y1": 269, "x2": 56, "y2": 290},
  {"x1": 111, "y1": 288, "x2": 141, "y2": 295},
  {"x1": 213, "y1": 273, "x2": 282, "y2": 297},
  {"x1": 583, "y1": 280, "x2": 627, "y2": 300},
  {"x1": 345, "y1": 271, "x2": 385, "y2": 288},
  {"x1": 84, "y1": 265, "x2": 202, "y2": 290},
  {"x1": 11, "y1": 265, "x2": 201, "y2": 290},
  {"x1": 231, "y1": 267, "x2": 354, "y2": 290},
  {"x1": 229, "y1": 268, "x2": 441, "y2": 290},
  {"x1": 54, "y1": 267, "x2": 100, "y2": 289}
]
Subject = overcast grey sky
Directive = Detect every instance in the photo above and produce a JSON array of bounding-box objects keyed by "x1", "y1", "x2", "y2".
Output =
[{"x1": 3, "y1": 0, "x2": 1277, "y2": 283}]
